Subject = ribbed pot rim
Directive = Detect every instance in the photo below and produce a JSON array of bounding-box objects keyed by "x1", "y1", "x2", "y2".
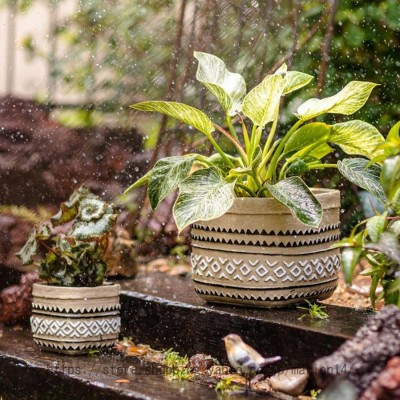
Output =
[
  {"x1": 226, "y1": 188, "x2": 340, "y2": 215},
  {"x1": 32, "y1": 282, "x2": 120, "y2": 299}
]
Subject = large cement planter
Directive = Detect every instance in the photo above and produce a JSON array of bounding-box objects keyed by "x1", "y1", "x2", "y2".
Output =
[
  {"x1": 30, "y1": 282, "x2": 121, "y2": 354},
  {"x1": 191, "y1": 189, "x2": 341, "y2": 308}
]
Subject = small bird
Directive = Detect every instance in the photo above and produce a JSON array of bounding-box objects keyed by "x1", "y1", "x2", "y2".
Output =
[{"x1": 223, "y1": 334, "x2": 281, "y2": 392}]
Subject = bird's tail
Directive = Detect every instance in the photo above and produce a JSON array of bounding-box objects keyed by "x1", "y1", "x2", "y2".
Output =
[{"x1": 260, "y1": 355, "x2": 281, "y2": 367}]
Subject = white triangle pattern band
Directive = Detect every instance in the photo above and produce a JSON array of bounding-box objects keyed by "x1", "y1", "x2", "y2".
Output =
[
  {"x1": 31, "y1": 316, "x2": 121, "y2": 338},
  {"x1": 191, "y1": 254, "x2": 340, "y2": 284},
  {"x1": 32, "y1": 339, "x2": 116, "y2": 351}
]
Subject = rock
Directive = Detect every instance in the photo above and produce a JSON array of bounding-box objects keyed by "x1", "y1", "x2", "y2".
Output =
[
  {"x1": 313, "y1": 306, "x2": 400, "y2": 394},
  {"x1": 269, "y1": 368, "x2": 309, "y2": 396},
  {"x1": 0, "y1": 272, "x2": 39, "y2": 323},
  {"x1": 361, "y1": 356, "x2": 400, "y2": 400},
  {"x1": 188, "y1": 354, "x2": 216, "y2": 373}
]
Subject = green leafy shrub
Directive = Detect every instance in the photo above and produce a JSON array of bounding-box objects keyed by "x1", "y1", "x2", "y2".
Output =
[
  {"x1": 17, "y1": 187, "x2": 118, "y2": 287},
  {"x1": 125, "y1": 51, "x2": 385, "y2": 231},
  {"x1": 337, "y1": 122, "x2": 400, "y2": 307}
]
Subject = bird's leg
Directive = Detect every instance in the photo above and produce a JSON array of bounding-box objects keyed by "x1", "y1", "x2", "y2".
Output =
[{"x1": 245, "y1": 373, "x2": 251, "y2": 394}]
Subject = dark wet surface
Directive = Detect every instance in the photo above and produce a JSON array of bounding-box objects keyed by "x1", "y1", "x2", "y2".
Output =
[
  {"x1": 0, "y1": 327, "x2": 277, "y2": 399},
  {"x1": 119, "y1": 273, "x2": 372, "y2": 375},
  {"x1": 0, "y1": 273, "x2": 372, "y2": 399}
]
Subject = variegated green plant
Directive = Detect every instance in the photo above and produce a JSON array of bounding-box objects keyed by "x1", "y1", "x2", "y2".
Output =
[
  {"x1": 16, "y1": 187, "x2": 118, "y2": 287},
  {"x1": 336, "y1": 124, "x2": 400, "y2": 308},
  {"x1": 125, "y1": 51, "x2": 386, "y2": 231}
]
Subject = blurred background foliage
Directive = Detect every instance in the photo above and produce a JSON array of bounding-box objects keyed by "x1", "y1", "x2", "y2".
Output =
[
  {"x1": 16, "y1": 0, "x2": 400, "y2": 129},
  {"x1": 2, "y1": 0, "x2": 400, "y2": 253}
]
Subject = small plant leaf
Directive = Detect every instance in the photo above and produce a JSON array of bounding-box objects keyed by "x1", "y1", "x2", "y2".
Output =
[
  {"x1": 130, "y1": 101, "x2": 215, "y2": 137},
  {"x1": 387, "y1": 120, "x2": 400, "y2": 143},
  {"x1": 342, "y1": 247, "x2": 363, "y2": 284},
  {"x1": 266, "y1": 176, "x2": 322, "y2": 227},
  {"x1": 70, "y1": 203, "x2": 117, "y2": 240},
  {"x1": 194, "y1": 51, "x2": 246, "y2": 116},
  {"x1": 381, "y1": 155, "x2": 400, "y2": 208},
  {"x1": 16, "y1": 228, "x2": 39, "y2": 265},
  {"x1": 366, "y1": 212, "x2": 388, "y2": 243},
  {"x1": 284, "y1": 122, "x2": 331, "y2": 154},
  {"x1": 366, "y1": 231, "x2": 400, "y2": 264},
  {"x1": 275, "y1": 64, "x2": 313, "y2": 95},
  {"x1": 148, "y1": 155, "x2": 198, "y2": 210},
  {"x1": 173, "y1": 167, "x2": 235, "y2": 231},
  {"x1": 330, "y1": 120, "x2": 384, "y2": 158},
  {"x1": 51, "y1": 187, "x2": 91, "y2": 226},
  {"x1": 337, "y1": 158, "x2": 386, "y2": 204},
  {"x1": 285, "y1": 158, "x2": 310, "y2": 177},
  {"x1": 242, "y1": 74, "x2": 286, "y2": 128},
  {"x1": 389, "y1": 220, "x2": 400, "y2": 237},
  {"x1": 296, "y1": 81, "x2": 378, "y2": 121}
]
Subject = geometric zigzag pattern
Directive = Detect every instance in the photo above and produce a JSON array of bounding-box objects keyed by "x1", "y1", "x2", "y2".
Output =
[
  {"x1": 32, "y1": 303, "x2": 121, "y2": 314},
  {"x1": 191, "y1": 232, "x2": 340, "y2": 247},
  {"x1": 31, "y1": 316, "x2": 121, "y2": 338},
  {"x1": 192, "y1": 222, "x2": 340, "y2": 236},
  {"x1": 191, "y1": 253, "x2": 340, "y2": 284}
]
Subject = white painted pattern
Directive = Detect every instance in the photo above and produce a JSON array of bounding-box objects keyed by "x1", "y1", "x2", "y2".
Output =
[{"x1": 191, "y1": 254, "x2": 340, "y2": 284}]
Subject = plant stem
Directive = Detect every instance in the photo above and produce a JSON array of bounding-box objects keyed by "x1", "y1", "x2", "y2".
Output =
[
  {"x1": 207, "y1": 134, "x2": 235, "y2": 168},
  {"x1": 215, "y1": 124, "x2": 248, "y2": 164},
  {"x1": 258, "y1": 140, "x2": 281, "y2": 178},
  {"x1": 226, "y1": 115, "x2": 239, "y2": 141},
  {"x1": 308, "y1": 163, "x2": 337, "y2": 169},
  {"x1": 266, "y1": 119, "x2": 303, "y2": 181},
  {"x1": 238, "y1": 114, "x2": 251, "y2": 156},
  {"x1": 235, "y1": 182, "x2": 257, "y2": 197},
  {"x1": 262, "y1": 114, "x2": 279, "y2": 161},
  {"x1": 248, "y1": 124, "x2": 258, "y2": 161}
]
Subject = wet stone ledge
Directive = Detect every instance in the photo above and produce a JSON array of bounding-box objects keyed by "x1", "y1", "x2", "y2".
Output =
[
  {"x1": 119, "y1": 273, "x2": 373, "y2": 374},
  {"x1": 0, "y1": 273, "x2": 373, "y2": 399},
  {"x1": 0, "y1": 328, "x2": 271, "y2": 400}
]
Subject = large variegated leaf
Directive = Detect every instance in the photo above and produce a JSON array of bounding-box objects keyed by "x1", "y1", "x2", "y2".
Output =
[
  {"x1": 330, "y1": 120, "x2": 384, "y2": 158},
  {"x1": 296, "y1": 81, "x2": 378, "y2": 121},
  {"x1": 337, "y1": 158, "x2": 386, "y2": 203},
  {"x1": 148, "y1": 155, "x2": 198, "y2": 210},
  {"x1": 266, "y1": 176, "x2": 322, "y2": 227},
  {"x1": 194, "y1": 51, "x2": 246, "y2": 116},
  {"x1": 242, "y1": 74, "x2": 285, "y2": 127},
  {"x1": 173, "y1": 167, "x2": 235, "y2": 231},
  {"x1": 284, "y1": 122, "x2": 331, "y2": 154},
  {"x1": 131, "y1": 101, "x2": 215, "y2": 136}
]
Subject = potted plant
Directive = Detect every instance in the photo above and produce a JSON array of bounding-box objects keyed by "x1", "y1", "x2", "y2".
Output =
[
  {"x1": 17, "y1": 186, "x2": 120, "y2": 354},
  {"x1": 337, "y1": 122, "x2": 400, "y2": 308},
  {"x1": 125, "y1": 51, "x2": 385, "y2": 307}
]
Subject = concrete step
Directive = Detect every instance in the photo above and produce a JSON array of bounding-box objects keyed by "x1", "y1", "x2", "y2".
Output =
[{"x1": 0, "y1": 272, "x2": 372, "y2": 399}]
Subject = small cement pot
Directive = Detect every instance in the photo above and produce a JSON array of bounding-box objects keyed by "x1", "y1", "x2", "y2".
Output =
[
  {"x1": 30, "y1": 282, "x2": 121, "y2": 354},
  {"x1": 191, "y1": 189, "x2": 340, "y2": 308}
]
